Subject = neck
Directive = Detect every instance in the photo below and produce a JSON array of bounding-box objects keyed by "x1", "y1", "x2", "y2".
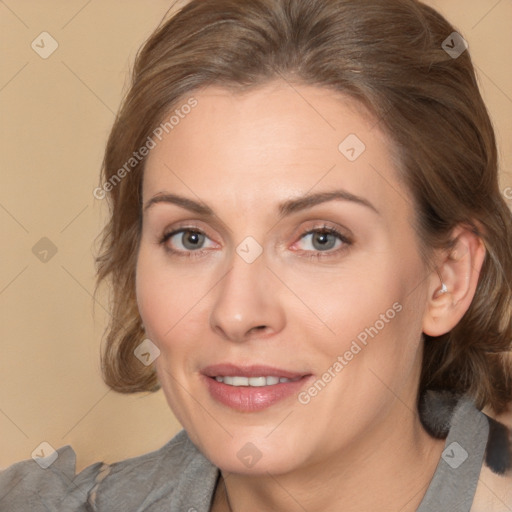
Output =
[{"x1": 212, "y1": 401, "x2": 445, "y2": 512}]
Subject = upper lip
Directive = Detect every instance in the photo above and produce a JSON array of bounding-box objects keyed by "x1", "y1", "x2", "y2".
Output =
[{"x1": 201, "y1": 363, "x2": 310, "y2": 379}]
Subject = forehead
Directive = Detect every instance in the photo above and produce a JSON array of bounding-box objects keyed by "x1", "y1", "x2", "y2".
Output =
[{"x1": 142, "y1": 81, "x2": 408, "y2": 219}]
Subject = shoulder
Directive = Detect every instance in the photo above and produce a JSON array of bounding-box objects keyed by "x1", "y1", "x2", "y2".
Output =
[
  {"x1": 472, "y1": 462, "x2": 512, "y2": 512},
  {"x1": 89, "y1": 429, "x2": 219, "y2": 511},
  {"x1": 418, "y1": 391, "x2": 512, "y2": 512},
  {"x1": 471, "y1": 409, "x2": 512, "y2": 512},
  {"x1": 0, "y1": 443, "x2": 103, "y2": 511},
  {"x1": 0, "y1": 430, "x2": 219, "y2": 511}
]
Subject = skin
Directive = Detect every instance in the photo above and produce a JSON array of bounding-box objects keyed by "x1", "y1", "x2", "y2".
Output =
[{"x1": 136, "y1": 81, "x2": 485, "y2": 512}]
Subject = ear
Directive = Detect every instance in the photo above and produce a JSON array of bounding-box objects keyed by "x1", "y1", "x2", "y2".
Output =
[{"x1": 422, "y1": 225, "x2": 486, "y2": 337}]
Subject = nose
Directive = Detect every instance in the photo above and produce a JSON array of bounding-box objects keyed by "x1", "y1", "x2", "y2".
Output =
[{"x1": 209, "y1": 250, "x2": 286, "y2": 343}]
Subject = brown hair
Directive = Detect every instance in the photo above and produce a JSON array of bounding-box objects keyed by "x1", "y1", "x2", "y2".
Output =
[{"x1": 94, "y1": 0, "x2": 512, "y2": 413}]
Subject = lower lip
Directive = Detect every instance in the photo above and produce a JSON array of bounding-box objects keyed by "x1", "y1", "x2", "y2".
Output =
[{"x1": 203, "y1": 375, "x2": 312, "y2": 412}]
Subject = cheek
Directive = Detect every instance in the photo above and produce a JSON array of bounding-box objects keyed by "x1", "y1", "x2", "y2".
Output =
[
  {"x1": 135, "y1": 248, "x2": 216, "y2": 379},
  {"x1": 136, "y1": 263, "x2": 169, "y2": 339},
  {"x1": 298, "y1": 257, "x2": 424, "y2": 389},
  {"x1": 135, "y1": 252, "x2": 201, "y2": 415},
  {"x1": 135, "y1": 248, "x2": 189, "y2": 345},
  {"x1": 278, "y1": 259, "x2": 403, "y2": 347}
]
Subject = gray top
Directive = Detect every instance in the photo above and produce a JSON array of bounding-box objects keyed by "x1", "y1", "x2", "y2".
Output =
[{"x1": 0, "y1": 393, "x2": 510, "y2": 511}]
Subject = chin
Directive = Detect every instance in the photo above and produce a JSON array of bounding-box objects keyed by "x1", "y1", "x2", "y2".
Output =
[
  {"x1": 212, "y1": 449, "x2": 301, "y2": 476},
  {"x1": 196, "y1": 430, "x2": 307, "y2": 475}
]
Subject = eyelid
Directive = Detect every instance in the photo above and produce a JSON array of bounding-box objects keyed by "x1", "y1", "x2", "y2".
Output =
[
  {"x1": 291, "y1": 220, "x2": 353, "y2": 241},
  {"x1": 159, "y1": 222, "x2": 219, "y2": 249},
  {"x1": 160, "y1": 220, "x2": 216, "y2": 240},
  {"x1": 288, "y1": 222, "x2": 352, "y2": 255}
]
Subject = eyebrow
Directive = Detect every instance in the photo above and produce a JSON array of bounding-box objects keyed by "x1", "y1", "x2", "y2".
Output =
[{"x1": 143, "y1": 189, "x2": 379, "y2": 217}]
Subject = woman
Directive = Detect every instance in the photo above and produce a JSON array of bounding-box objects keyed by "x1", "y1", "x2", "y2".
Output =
[{"x1": 1, "y1": 0, "x2": 511, "y2": 510}]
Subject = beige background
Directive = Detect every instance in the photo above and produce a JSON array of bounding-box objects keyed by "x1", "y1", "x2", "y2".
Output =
[{"x1": 1, "y1": 0, "x2": 511, "y2": 473}]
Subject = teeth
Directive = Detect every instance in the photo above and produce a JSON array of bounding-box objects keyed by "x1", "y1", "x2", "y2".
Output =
[{"x1": 214, "y1": 376, "x2": 297, "y2": 386}]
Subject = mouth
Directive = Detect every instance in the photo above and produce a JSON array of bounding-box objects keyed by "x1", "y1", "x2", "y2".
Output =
[
  {"x1": 201, "y1": 363, "x2": 313, "y2": 412},
  {"x1": 212, "y1": 375, "x2": 301, "y2": 386}
]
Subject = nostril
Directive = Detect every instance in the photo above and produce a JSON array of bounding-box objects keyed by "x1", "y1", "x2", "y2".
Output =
[{"x1": 248, "y1": 325, "x2": 267, "y2": 335}]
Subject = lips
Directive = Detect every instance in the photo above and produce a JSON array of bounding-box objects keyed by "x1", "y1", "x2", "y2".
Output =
[{"x1": 201, "y1": 363, "x2": 313, "y2": 412}]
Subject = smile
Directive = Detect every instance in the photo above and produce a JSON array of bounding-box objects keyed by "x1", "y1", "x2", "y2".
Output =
[
  {"x1": 213, "y1": 376, "x2": 301, "y2": 386},
  {"x1": 201, "y1": 364, "x2": 313, "y2": 412}
]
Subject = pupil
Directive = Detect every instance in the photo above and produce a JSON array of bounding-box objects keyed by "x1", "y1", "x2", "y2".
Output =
[
  {"x1": 314, "y1": 232, "x2": 335, "y2": 250},
  {"x1": 184, "y1": 231, "x2": 202, "y2": 250}
]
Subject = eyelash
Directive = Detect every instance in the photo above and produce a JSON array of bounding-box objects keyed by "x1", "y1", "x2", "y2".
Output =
[{"x1": 158, "y1": 224, "x2": 352, "y2": 261}]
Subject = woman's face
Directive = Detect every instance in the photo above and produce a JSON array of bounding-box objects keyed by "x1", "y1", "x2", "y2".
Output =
[{"x1": 136, "y1": 81, "x2": 433, "y2": 474}]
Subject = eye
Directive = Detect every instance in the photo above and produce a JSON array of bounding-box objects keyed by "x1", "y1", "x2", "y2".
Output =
[
  {"x1": 299, "y1": 229, "x2": 340, "y2": 251},
  {"x1": 158, "y1": 224, "x2": 352, "y2": 260},
  {"x1": 159, "y1": 228, "x2": 216, "y2": 256},
  {"x1": 293, "y1": 226, "x2": 352, "y2": 259}
]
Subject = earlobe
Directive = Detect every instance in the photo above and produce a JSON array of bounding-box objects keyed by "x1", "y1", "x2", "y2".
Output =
[{"x1": 422, "y1": 225, "x2": 486, "y2": 337}]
